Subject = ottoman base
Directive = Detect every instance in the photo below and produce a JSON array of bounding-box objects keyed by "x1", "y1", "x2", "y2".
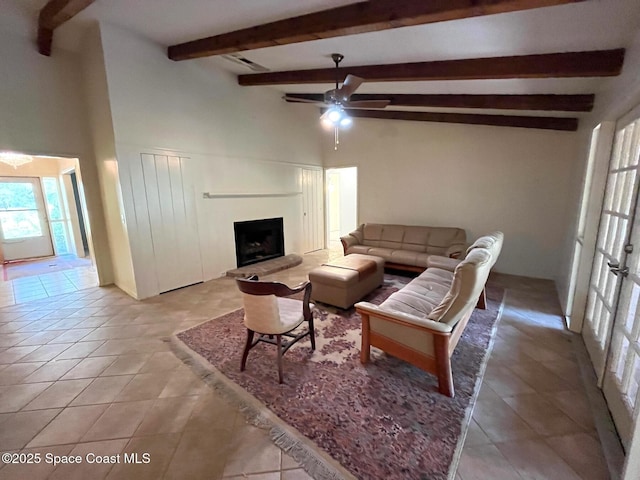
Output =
[{"x1": 309, "y1": 254, "x2": 385, "y2": 309}]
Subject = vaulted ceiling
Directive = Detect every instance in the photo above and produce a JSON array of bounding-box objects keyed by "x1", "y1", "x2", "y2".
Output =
[{"x1": 28, "y1": 0, "x2": 640, "y2": 131}]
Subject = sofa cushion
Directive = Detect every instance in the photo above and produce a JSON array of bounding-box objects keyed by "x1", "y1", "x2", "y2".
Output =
[
  {"x1": 347, "y1": 245, "x2": 373, "y2": 255},
  {"x1": 379, "y1": 290, "x2": 442, "y2": 319},
  {"x1": 428, "y1": 248, "x2": 493, "y2": 325},
  {"x1": 390, "y1": 250, "x2": 419, "y2": 266},
  {"x1": 367, "y1": 247, "x2": 395, "y2": 260}
]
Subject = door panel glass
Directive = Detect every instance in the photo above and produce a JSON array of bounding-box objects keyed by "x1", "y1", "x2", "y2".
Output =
[{"x1": 0, "y1": 211, "x2": 43, "y2": 238}]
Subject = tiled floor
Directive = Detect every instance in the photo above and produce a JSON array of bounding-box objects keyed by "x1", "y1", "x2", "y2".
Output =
[
  {"x1": 0, "y1": 249, "x2": 611, "y2": 479},
  {"x1": 0, "y1": 260, "x2": 98, "y2": 307}
]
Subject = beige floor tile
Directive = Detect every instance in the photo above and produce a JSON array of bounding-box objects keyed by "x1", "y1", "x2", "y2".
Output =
[
  {"x1": 159, "y1": 367, "x2": 209, "y2": 398},
  {"x1": 463, "y1": 419, "x2": 492, "y2": 447},
  {"x1": 0, "y1": 444, "x2": 73, "y2": 480},
  {"x1": 280, "y1": 469, "x2": 313, "y2": 480},
  {"x1": 184, "y1": 392, "x2": 239, "y2": 432},
  {"x1": 48, "y1": 438, "x2": 128, "y2": 480},
  {"x1": 114, "y1": 372, "x2": 170, "y2": 402},
  {"x1": 106, "y1": 433, "x2": 181, "y2": 479},
  {"x1": 48, "y1": 328, "x2": 95, "y2": 344},
  {"x1": 281, "y1": 453, "x2": 301, "y2": 470},
  {"x1": 61, "y1": 356, "x2": 117, "y2": 380},
  {"x1": 23, "y1": 359, "x2": 81, "y2": 383},
  {"x1": 0, "y1": 382, "x2": 52, "y2": 412},
  {"x1": 545, "y1": 432, "x2": 609, "y2": 480},
  {"x1": 18, "y1": 343, "x2": 73, "y2": 363},
  {"x1": 163, "y1": 428, "x2": 232, "y2": 480},
  {"x1": 502, "y1": 393, "x2": 585, "y2": 437},
  {"x1": 544, "y1": 390, "x2": 597, "y2": 432},
  {"x1": 135, "y1": 395, "x2": 199, "y2": 436},
  {"x1": 0, "y1": 332, "x2": 35, "y2": 347},
  {"x1": 0, "y1": 408, "x2": 61, "y2": 450},
  {"x1": 138, "y1": 351, "x2": 183, "y2": 373},
  {"x1": 27, "y1": 404, "x2": 109, "y2": 447},
  {"x1": 223, "y1": 424, "x2": 282, "y2": 477},
  {"x1": 471, "y1": 385, "x2": 538, "y2": 443},
  {"x1": 100, "y1": 354, "x2": 151, "y2": 376},
  {"x1": 54, "y1": 340, "x2": 104, "y2": 360},
  {"x1": 482, "y1": 363, "x2": 536, "y2": 396},
  {"x1": 457, "y1": 444, "x2": 522, "y2": 480},
  {"x1": 0, "y1": 345, "x2": 40, "y2": 364},
  {"x1": 0, "y1": 362, "x2": 46, "y2": 385},
  {"x1": 70, "y1": 375, "x2": 134, "y2": 406},
  {"x1": 18, "y1": 330, "x2": 65, "y2": 346},
  {"x1": 224, "y1": 473, "x2": 280, "y2": 480},
  {"x1": 82, "y1": 400, "x2": 154, "y2": 442},
  {"x1": 23, "y1": 378, "x2": 92, "y2": 410},
  {"x1": 506, "y1": 361, "x2": 572, "y2": 393},
  {"x1": 496, "y1": 438, "x2": 582, "y2": 480}
]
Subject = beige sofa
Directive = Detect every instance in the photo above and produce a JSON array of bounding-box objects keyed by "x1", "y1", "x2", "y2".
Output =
[
  {"x1": 341, "y1": 223, "x2": 466, "y2": 272},
  {"x1": 355, "y1": 232, "x2": 503, "y2": 397}
]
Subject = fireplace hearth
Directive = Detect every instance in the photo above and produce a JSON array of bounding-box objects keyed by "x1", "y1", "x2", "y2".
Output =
[{"x1": 234, "y1": 217, "x2": 285, "y2": 268}]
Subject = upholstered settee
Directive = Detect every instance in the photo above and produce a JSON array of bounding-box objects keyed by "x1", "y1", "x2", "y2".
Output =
[
  {"x1": 340, "y1": 223, "x2": 466, "y2": 272},
  {"x1": 355, "y1": 232, "x2": 503, "y2": 397}
]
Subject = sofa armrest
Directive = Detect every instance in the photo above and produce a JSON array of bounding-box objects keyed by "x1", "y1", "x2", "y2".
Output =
[
  {"x1": 355, "y1": 302, "x2": 453, "y2": 333},
  {"x1": 340, "y1": 234, "x2": 360, "y2": 254},
  {"x1": 426, "y1": 256, "x2": 461, "y2": 272},
  {"x1": 445, "y1": 243, "x2": 465, "y2": 259}
]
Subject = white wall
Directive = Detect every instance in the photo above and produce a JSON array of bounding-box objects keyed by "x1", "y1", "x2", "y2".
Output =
[
  {"x1": 323, "y1": 120, "x2": 579, "y2": 279},
  {"x1": 95, "y1": 22, "x2": 323, "y2": 297},
  {"x1": 79, "y1": 23, "x2": 137, "y2": 297},
  {"x1": 0, "y1": 4, "x2": 113, "y2": 285}
]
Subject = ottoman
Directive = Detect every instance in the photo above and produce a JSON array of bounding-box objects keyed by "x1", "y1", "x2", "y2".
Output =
[{"x1": 309, "y1": 254, "x2": 385, "y2": 309}]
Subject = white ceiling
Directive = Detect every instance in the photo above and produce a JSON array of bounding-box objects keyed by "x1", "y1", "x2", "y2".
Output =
[{"x1": 11, "y1": 0, "x2": 640, "y2": 118}]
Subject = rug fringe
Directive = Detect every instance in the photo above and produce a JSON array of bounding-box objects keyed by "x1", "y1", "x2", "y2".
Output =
[{"x1": 169, "y1": 334, "x2": 355, "y2": 480}]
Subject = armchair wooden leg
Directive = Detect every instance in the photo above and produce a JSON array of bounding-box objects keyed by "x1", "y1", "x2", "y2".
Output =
[
  {"x1": 308, "y1": 314, "x2": 316, "y2": 351},
  {"x1": 477, "y1": 287, "x2": 487, "y2": 310},
  {"x1": 241, "y1": 329, "x2": 254, "y2": 372},
  {"x1": 434, "y1": 335, "x2": 454, "y2": 397},
  {"x1": 360, "y1": 313, "x2": 371, "y2": 364},
  {"x1": 276, "y1": 334, "x2": 283, "y2": 383}
]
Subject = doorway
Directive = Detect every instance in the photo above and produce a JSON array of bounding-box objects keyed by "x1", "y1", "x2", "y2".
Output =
[
  {"x1": 583, "y1": 110, "x2": 640, "y2": 452},
  {"x1": 301, "y1": 167, "x2": 324, "y2": 253},
  {"x1": 325, "y1": 167, "x2": 358, "y2": 250}
]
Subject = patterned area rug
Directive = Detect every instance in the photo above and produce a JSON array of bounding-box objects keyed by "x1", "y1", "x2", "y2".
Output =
[{"x1": 173, "y1": 275, "x2": 504, "y2": 480}]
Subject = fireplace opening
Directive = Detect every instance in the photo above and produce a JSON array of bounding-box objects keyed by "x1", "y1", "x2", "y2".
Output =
[{"x1": 234, "y1": 217, "x2": 285, "y2": 268}]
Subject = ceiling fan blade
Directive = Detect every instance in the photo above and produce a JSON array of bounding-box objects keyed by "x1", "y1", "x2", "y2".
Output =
[
  {"x1": 344, "y1": 100, "x2": 390, "y2": 109},
  {"x1": 338, "y1": 75, "x2": 364, "y2": 100},
  {"x1": 283, "y1": 95, "x2": 323, "y2": 104}
]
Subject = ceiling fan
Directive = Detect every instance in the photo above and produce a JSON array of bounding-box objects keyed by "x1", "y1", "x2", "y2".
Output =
[
  {"x1": 284, "y1": 53, "x2": 390, "y2": 110},
  {"x1": 285, "y1": 54, "x2": 389, "y2": 150}
]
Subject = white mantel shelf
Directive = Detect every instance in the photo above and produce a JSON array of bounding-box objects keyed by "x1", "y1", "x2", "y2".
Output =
[{"x1": 202, "y1": 192, "x2": 302, "y2": 199}]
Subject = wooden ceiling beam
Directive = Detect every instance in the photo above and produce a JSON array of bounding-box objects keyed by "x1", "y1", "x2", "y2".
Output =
[
  {"x1": 285, "y1": 93, "x2": 595, "y2": 112},
  {"x1": 38, "y1": 0, "x2": 96, "y2": 56},
  {"x1": 240, "y1": 49, "x2": 624, "y2": 85},
  {"x1": 344, "y1": 109, "x2": 578, "y2": 131},
  {"x1": 168, "y1": 0, "x2": 587, "y2": 61}
]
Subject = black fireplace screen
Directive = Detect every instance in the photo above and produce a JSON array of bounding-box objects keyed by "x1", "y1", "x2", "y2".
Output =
[{"x1": 233, "y1": 217, "x2": 285, "y2": 268}]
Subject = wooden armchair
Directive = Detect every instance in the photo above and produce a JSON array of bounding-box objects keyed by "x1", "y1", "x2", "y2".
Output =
[{"x1": 236, "y1": 276, "x2": 315, "y2": 383}]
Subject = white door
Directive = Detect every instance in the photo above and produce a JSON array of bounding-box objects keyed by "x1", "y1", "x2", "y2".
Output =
[
  {"x1": 325, "y1": 167, "x2": 358, "y2": 249},
  {"x1": 301, "y1": 168, "x2": 324, "y2": 253},
  {"x1": 583, "y1": 112, "x2": 640, "y2": 450},
  {"x1": 141, "y1": 154, "x2": 203, "y2": 293},
  {"x1": 0, "y1": 177, "x2": 54, "y2": 261}
]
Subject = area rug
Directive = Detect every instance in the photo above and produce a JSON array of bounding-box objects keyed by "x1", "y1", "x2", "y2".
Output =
[{"x1": 172, "y1": 275, "x2": 504, "y2": 480}]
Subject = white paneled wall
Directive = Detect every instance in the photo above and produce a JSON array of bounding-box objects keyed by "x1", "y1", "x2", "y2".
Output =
[{"x1": 134, "y1": 154, "x2": 203, "y2": 294}]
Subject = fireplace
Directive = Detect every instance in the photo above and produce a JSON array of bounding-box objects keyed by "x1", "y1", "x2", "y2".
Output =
[{"x1": 234, "y1": 217, "x2": 285, "y2": 268}]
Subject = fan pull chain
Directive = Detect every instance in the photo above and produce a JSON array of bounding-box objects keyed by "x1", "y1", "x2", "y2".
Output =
[{"x1": 334, "y1": 126, "x2": 339, "y2": 150}]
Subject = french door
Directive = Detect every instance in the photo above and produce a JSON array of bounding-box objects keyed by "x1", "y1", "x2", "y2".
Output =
[
  {"x1": 0, "y1": 177, "x2": 54, "y2": 261},
  {"x1": 584, "y1": 111, "x2": 640, "y2": 450}
]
